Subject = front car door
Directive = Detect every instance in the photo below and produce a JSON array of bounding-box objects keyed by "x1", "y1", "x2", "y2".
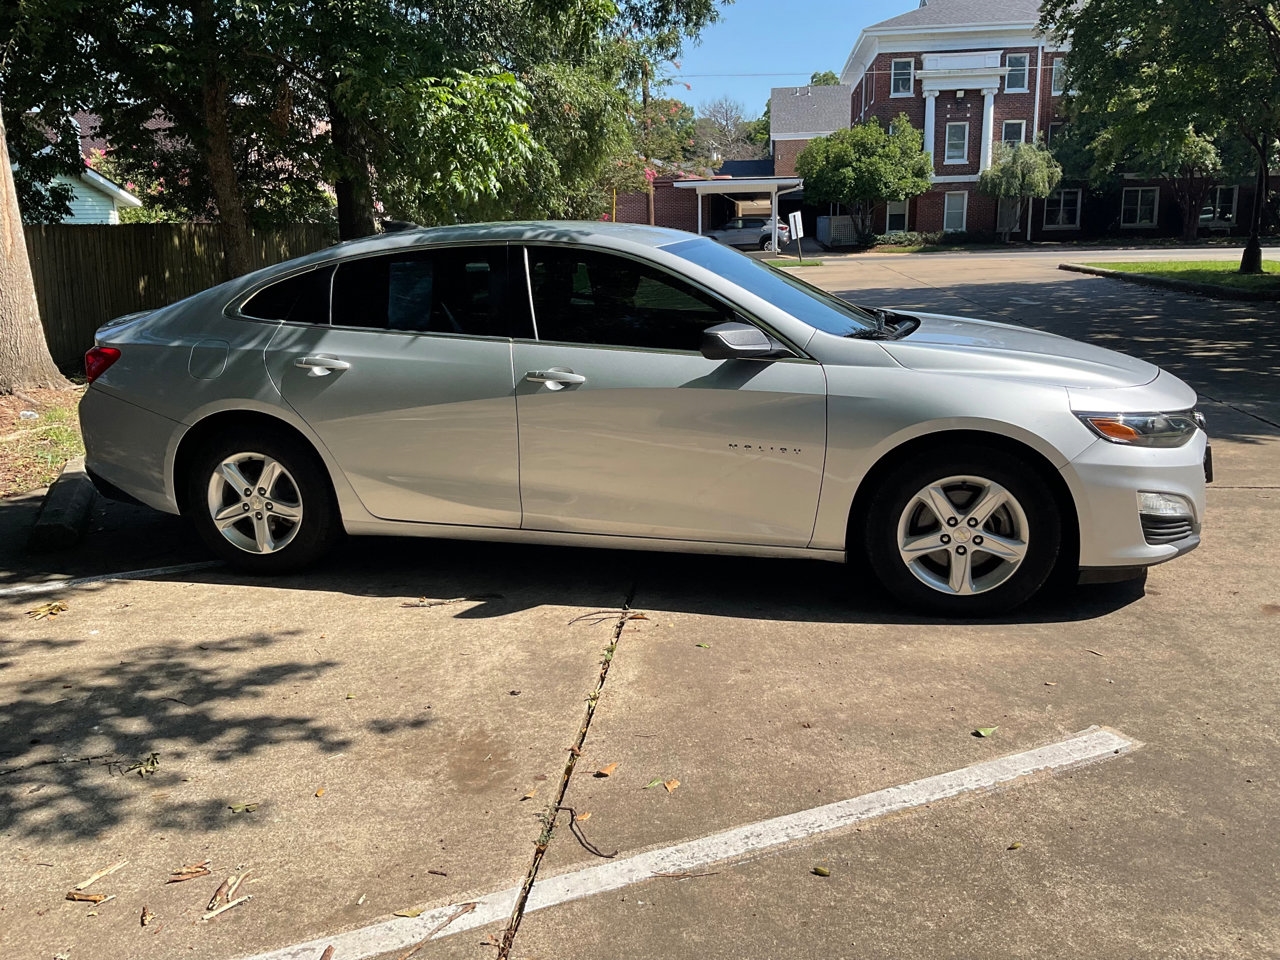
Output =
[
  {"x1": 262, "y1": 244, "x2": 524, "y2": 526},
  {"x1": 511, "y1": 244, "x2": 827, "y2": 546}
]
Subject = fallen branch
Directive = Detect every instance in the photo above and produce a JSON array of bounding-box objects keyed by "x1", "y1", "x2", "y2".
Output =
[
  {"x1": 556, "y1": 806, "x2": 617, "y2": 859},
  {"x1": 66, "y1": 891, "x2": 115, "y2": 904},
  {"x1": 651, "y1": 870, "x2": 719, "y2": 879},
  {"x1": 74, "y1": 859, "x2": 128, "y2": 891},
  {"x1": 201, "y1": 894, "x2": 251, "y2": 921},
  {"x1": 0, "y1": 754, "x2": 120, "y2": 777},
  {"x1": 400, "y1": 594, "x2": 503, "y2": 608},
  {"x1": 395, "y1": 902, "x2": 477, "y2": 960}
]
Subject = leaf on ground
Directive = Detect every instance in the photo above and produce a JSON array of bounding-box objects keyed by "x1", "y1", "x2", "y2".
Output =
[
  {"x1": 521, "y1": 786, "x2": 537, "y2": 801},
  {"x1": 1044, "y1": 681, "x2": 1058, "y2": 686},
  {"x1": 394, "y1": 907, "x2": 423, "y2": 918},
  {"x1": 140, "y1": 905, "x2": 156, "y2": 926},
  {"x1": 595, "y1": 762, "x2": 618, "y2": 778},
  {"x1": 1085, "y1": 649, "x2": 1106, "y2": 657},
  {"x1": 973, "y1": 727, "x2": 998, "y2": 738},
  {"x1": 574, "y1": 811, "x2": 592, "y2": 822},
  {"x1": 345, "y1": 693, "x2": 356, "y2": 699},
  {"x1": 228, "y1": 802, "x2": 260, "y2": 814},
  {"x1": 314, "y1": 787, "x2": 326, "y2": 798},
  {"x1": 26, "y1": 601, "x2": 68, "y2": 620},
  {"x1": 1007, "y1": 841, "x2": 1023, "y2": 850},
  {"x1": 66, "y1": 891, "x2": 112, "y2": 903},
  {"x1": 811, "y1": 865, "x2": 831, "y2": 877},
  {"x1": 695, "y1": 643, "x2": 710, "y2": 648},
  {"x1": 642, "y1": 777, "x2": 663, "y2": 789},
  {"x1": 663, "y1": 778, "x2": 680, "y2": 793}
]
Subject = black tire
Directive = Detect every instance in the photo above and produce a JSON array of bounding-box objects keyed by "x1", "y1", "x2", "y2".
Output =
[
  {"x1": 758, "y1": 237, "x2": 771, "y2": 251},
  {"x1": 185, "y1": 429, "x2": 340, "y2": 574},
  {"x1": 862, "y1": 446, "x2": 1062, "y2": 616}
]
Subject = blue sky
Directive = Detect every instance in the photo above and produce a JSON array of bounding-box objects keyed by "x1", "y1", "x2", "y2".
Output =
[{"x1": 669, "y1": 0, "x2": 920, "y2": 118}]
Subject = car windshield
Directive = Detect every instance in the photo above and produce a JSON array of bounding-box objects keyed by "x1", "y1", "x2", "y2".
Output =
[{"x1": 665, "y1": 237, "x2": 878, "y2": 336}]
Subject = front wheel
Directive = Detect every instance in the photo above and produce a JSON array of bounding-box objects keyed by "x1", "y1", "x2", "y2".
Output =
[
  {"x1": 186, "y1": 431, "x2": 340, "y2": 574},
  {"x1": 759, "y1": 237, "x2": 775, "y2": 251},
  {"x1": 862, "y1": 448, "x2": 1062, "y2": 615}
]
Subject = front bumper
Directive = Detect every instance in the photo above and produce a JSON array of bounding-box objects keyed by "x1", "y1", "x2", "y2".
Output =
[{"x1": 1060, "y1": 432, "x2": 1207, "y2": 569}]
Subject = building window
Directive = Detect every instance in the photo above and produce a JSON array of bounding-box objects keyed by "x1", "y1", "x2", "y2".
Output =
[
  {"x1": 891, "y1": 59, "x2": 914, "y2": 96},
  {"x1": 1005, "y1": 53, "x2": 1029, "y2": 91},
  {"x1": 943, "y1": 192, "x2": 967, "y2": 232},
  {"x1": 1046, "y1": 121, "x2": 1066, "y2": 145},
  {"x1": 1044, "y1": 188, "x2": 1082, "y2": 228},
  {"x1": 886, "y1": 199, "x2": 908, "y2": 233},
  {"x1": 1121, "y1": 187, "x2": 1159, "y2": 227},
  {"x1": 1051, "y1": 58, "x2": 1066, "y2": 95},
  {"x1": 1001, "y1": 120, "x2": 1026, "y2": 144},
  {"x1": 944, "y1": 122, "x2": 968, "y2": 163},
  {"x1": 1202, "y1": 185, "x2": 1237, "y2": 226}
]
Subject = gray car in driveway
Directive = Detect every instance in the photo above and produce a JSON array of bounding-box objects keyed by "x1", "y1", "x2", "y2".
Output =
[{"x1": 79, "y1": 222, "x2": 1208, "y2": 614}]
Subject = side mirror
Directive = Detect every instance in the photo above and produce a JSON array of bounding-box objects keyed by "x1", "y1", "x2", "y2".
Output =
[{"x1": 700, "y1": 321, "x2": 794, "y2": 361}]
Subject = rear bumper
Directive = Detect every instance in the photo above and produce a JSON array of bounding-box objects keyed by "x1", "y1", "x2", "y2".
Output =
[
  {"x1": 1061, "y1": 433, "x2": 1206, "y2": 568},
  {"x1": 79, "y1": 388, "x2": 182, "y2": 515}
]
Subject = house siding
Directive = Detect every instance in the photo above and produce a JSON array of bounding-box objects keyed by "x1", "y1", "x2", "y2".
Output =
[{"x1": 55, "y1": 175, "x2": 121, "y2": 224}]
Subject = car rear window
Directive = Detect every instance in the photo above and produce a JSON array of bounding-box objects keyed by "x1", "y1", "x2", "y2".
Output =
[{"x1": 239, "y1": 267, "x2": 334, "y2": 324}]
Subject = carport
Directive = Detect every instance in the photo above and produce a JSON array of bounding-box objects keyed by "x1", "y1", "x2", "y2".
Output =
[{"x1": 672, "y1": 176, "x2": 802, "y2": 247}]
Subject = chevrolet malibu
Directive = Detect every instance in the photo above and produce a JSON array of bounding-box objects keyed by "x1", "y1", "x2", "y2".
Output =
[{"x1": 79, "y1": 222, "x2": 1208, "y2": 615}]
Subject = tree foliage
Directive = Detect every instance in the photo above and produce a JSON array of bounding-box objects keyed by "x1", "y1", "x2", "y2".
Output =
[
  {"x1": 1040, "y1": 0, "x2": 1280, "y2": 268},
  {"x1": 976, "y1": 140, "x2": 1062, "y2": 241},
  {"x1": 695, "y1": 96, "x2": 764, "y2": 162},
  {"x1": 795, "y1": 114, "x2": 931, "y2": 241},
  {"x1": 809, "y1": 70, "x2": 840, "y2": 86}
]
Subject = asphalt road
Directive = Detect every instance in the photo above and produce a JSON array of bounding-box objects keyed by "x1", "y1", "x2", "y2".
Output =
[{"x1": 1, "y1": 248, "x2": 1276, "y2": 960}]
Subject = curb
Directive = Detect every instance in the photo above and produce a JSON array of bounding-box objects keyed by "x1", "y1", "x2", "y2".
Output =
[
  {"x1": 26, "y1": 457, "x2": 97, "y2": 552},
  {"x1": 1058, "y1": 263, "x2": 1280, "y2": 302}
]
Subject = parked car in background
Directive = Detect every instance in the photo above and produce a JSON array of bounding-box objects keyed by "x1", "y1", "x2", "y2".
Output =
[
  {"x1": 705, "y1": 217, "x2": 789, "y2": 250},
  {"x1": 80, "y1": 221, "x2": 1208, "y2": 615}
]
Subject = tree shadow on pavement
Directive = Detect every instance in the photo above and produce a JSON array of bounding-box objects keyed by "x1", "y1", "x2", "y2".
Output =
[{"x1": 0, "y1": 628, "x2": 431, "y2": 843}]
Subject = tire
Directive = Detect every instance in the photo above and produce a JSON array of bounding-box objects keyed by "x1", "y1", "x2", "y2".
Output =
[
  {"x1": 862, "y1": 447, "x2": 1062, "y2": 616},
  {"x1": 759, "y1": 237, "x2": 773, "y2": 251},
  {"x1": 185, "y1": 429, "x2": 340, "y2": 574}
]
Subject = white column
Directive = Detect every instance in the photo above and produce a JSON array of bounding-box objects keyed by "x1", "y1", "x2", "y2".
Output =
[
  {"x1": 923, "y1": 90, "x2": 938, "y2": 173},
  {"x1": 979, "y1": 87, "x2": 997, "y2": 171}
]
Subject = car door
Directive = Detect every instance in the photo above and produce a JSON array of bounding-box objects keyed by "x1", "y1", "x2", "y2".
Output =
[
  {"x1": 261, "y1": 245, "x2": 524, "y2": 527},
  {"x1": 512, "y1": 244, "x2": 827, "y2": 546}
]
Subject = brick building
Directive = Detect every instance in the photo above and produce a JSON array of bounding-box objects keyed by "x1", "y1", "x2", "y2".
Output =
[{"x1": 769, "y1": 0, "x2": 1247, "y2": 241}]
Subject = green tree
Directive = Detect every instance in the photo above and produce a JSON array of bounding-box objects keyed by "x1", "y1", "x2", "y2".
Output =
[
  {"x1": 976, "y1": 140, "x2": 1063, "y2": 242},
  {"x1": 809, "y1": 70, "x2": 840, "y2": 86},
  {"x1": 1041, "y1": 0, "x2": 1280, "y2": 272},
  {"x1": 795, "y1": 114, "x2": 932, "y2": 242}
]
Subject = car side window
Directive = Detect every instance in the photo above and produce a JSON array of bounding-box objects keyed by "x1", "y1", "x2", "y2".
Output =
[
  {"x1": 239, "y1": 266, "x2": 334, "y2": 324},
  {"x1": 330, "y1": 246, "x2": 511, "y2": 336},
  {"x1": 525, "y1": 246, "x2": 733, "y2": 351}
]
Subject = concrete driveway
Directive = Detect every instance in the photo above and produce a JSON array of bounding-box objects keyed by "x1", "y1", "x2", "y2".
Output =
[{"x1": 1, "y1": 248, "x2": 1277, "y2": 960}]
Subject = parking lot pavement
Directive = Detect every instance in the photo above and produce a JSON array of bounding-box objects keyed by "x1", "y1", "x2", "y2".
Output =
[
  {"x1": 1, "y1": 251, "x2": 1276, "y2": 960},
  {"x1": 0, "y1": 541, "x2": 639, "y2": 960}
]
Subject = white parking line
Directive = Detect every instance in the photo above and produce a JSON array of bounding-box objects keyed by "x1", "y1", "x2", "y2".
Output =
[
  {"x1": 240, "y1": 726, "x2": 1137, "y2": 960},
  {"x1": 0, "y1": 561, "x2": 221, "y2": 599}
]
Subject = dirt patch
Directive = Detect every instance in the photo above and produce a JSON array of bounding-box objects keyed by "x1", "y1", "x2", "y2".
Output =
[{"x1": 0, "y1": 386, "x2": 86, "y2": 499}]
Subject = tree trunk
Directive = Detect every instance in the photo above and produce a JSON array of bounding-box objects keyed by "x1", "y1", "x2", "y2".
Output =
[
  {"x1": 195, "y1": 0, "x2": 253, "y2": 279},
  {"x1": 1241, "y1": 141, "x2": 1267, "y2": 275},
  {"x1": 0, "y1": 99, "x2": 69, "y2": 394},
  {"x1": 329, "y1": 105, "x2": 377, "y2": 241}
]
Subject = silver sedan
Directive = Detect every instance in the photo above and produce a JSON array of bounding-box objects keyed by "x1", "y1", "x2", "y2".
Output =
[{"x1": 79, "y1": 222, "x2": 1208, "y2": 614}]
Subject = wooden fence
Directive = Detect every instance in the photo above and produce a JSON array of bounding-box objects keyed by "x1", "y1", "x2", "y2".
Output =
[{"x1": 24, "y1": 223, "x2": 335, "y2": 367}]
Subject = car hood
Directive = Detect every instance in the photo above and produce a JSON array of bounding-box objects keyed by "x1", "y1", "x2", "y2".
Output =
[{"x1": 877, "y1": 311, "x2": 1159, "y2": 389}]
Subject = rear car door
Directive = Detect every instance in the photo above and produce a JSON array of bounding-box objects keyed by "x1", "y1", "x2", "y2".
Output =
[
  {"x1": 261, "y1": 245, "x2": 523, "y2": 526},
  {"x1": 511, "y1": 244, "x2": 827, "y2": 546}
]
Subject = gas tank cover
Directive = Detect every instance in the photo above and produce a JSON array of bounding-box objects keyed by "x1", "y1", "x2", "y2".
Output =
[{"x1": 189, "y1": 339, "x2": 230, "y2": 380}]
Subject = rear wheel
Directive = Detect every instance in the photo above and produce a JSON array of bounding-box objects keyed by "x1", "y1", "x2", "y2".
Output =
[
  {"x1": 759, "y1": 236, "x2": 774, "y2": 251},
  {"x1": 186, "y1": 431, "x2": 339, "y2": 573},
  {"x1": 863, "y1": 448, "x2": 1061, "y2": 615}
]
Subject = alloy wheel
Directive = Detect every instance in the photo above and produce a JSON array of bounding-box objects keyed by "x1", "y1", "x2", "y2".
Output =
[{"x1": 206, "y1": 452, "x2": 304, "y2": 555}]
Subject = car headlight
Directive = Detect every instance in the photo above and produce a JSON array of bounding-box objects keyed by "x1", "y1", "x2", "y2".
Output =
[{"x1": 1076, "y1": 410, "x2": 1201, "y2": 447}]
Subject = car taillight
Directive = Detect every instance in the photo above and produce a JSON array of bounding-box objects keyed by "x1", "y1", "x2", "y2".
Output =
[{"x1": 85, "y1": 346, "x2": 121, "y2": 383}]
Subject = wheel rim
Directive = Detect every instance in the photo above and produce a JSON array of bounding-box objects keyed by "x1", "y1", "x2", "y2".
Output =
[
  {"x1": 895, "y1": 475, "x2": 1030, "y2": 597},
  {"x1": 206, "y1": 452, "x2": 304, "y2": 555}
]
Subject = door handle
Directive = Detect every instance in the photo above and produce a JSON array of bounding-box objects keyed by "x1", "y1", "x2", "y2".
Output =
[
  {"x1": 525, "y1": 369, "x2": 586, "y2": 388},
  {"x1": 294, "y1": 355, "x2": 351, "y2": 377}
]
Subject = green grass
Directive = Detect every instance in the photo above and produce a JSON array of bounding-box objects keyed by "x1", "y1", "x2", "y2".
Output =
[
  {"x1": 765, "y1": 259, "x2": 824, "y2": 267},
  {"x1": 1, "y1": 392, "x2": 86, "y2": 498},
  {"x1": 1081, "y1": 260, "x2": 1280, "y2": 293}
]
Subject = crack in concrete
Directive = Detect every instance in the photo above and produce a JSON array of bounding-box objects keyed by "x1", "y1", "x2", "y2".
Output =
[{"x1": 495, "y1": 583, "x2": 638, "y2": 959}]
